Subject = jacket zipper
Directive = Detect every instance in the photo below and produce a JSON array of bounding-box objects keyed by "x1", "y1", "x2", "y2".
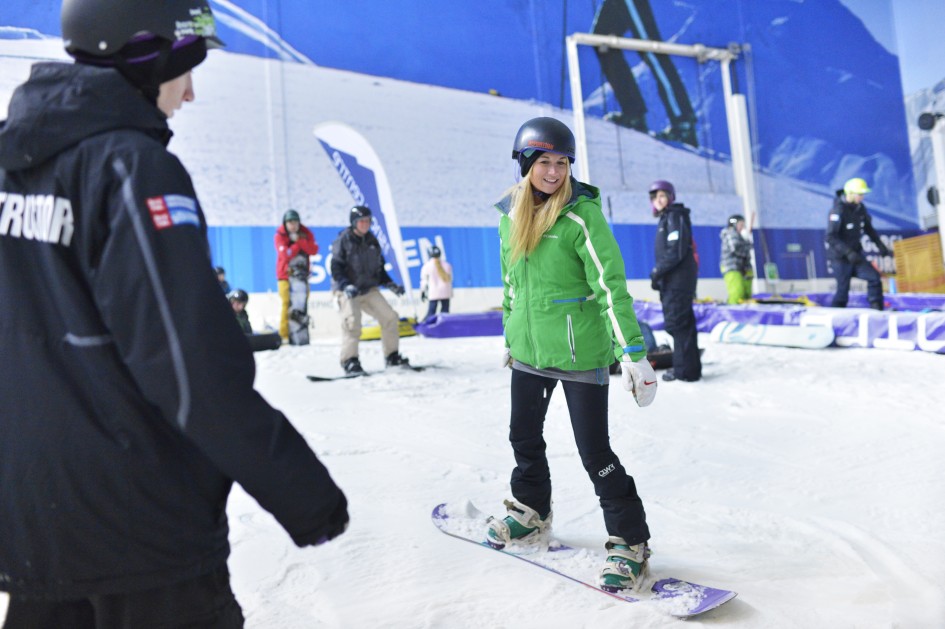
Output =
[
  {"x1": 524, "y1": 256, "x2": 540, "y2": 360},
  {"x1": 566, "y1": 314, "x2": 576, "y2": 363}
]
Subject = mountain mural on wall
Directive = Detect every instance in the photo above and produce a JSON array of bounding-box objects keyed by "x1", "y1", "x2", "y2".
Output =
[{"x1": 0, "y1": 0, "x2": 916, "y2": 222}]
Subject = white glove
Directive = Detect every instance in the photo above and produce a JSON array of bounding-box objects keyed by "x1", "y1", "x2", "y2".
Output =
[
  {"x1": 621, "y1": 358, "x2": 657, "y2": 407},
  {"x1": 501, "y1": 347, "x2": 513, "y2": 369}
]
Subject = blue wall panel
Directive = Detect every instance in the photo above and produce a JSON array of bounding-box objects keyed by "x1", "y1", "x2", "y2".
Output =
[{"x1": 209, "y1": 224, "x2": 913, "y2": 294}]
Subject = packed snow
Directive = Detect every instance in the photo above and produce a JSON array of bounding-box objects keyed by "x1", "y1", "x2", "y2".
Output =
[
  {"x1": 2, "y1": 36, "x2": 944, "y2": 629},
  {"x1": 4, "y1": 332, "x2": 941, "y2": 627}
]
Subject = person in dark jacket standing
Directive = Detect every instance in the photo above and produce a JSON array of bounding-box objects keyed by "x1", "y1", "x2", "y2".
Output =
[
  {"x1": 649, "y1": 180, "x2": 701, "y2": 382},
  {"x1": 0, "y1": 1, "x2": 347, "y2": 626},
  {"x1": 825, "y1": 177, "x2": 890, "y2": 310},
  {"x1": 330, "y1": 205, "x2": 408, "y2": 375}
]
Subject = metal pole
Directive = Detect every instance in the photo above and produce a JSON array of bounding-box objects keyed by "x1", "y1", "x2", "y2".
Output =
[
  {"x1": 565, "y1": 35, "x2": 591, "y2": 183},
  {"x1": 930, "y1": 119, "x2": 945, "y2": 265},
  {"x1": 564, "y1": 32, "x2": 757, "y2": 230},
  {"x1": 568, "y1": 33, "x2": 736, "y2": 62}
]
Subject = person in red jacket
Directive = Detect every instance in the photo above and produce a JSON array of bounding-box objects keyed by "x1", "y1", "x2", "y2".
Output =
[{"x1": 274, "y1": 209, "x2": 318, "y2": 341}]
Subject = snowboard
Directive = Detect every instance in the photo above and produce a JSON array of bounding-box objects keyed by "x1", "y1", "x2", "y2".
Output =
[
  {"x1": 432, "y1": 502, "x2": 736, "y2": 618},
  {"x1": 307, "y1": 364, "x2": 434, "y2": 382},
  {"x1": 287, "y1": 255, "x2": 311, "y2": 346},
  {"x1": 710, "y1": 321, "x2": 835, "y2": 349}
]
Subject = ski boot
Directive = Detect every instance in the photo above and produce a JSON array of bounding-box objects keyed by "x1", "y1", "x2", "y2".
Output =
[
  {"x1": 384, "y1": 351, "x2": 410, "y2": 368},
  {"x1": 599, "y1": 536, "x2": 650, "y2": 593},
  {"x1": 485, "y1": 499, "x2": 552, "y2": 550},
  {"x1": 342, "y1": 357, "x2": 365, "y2": 375}
]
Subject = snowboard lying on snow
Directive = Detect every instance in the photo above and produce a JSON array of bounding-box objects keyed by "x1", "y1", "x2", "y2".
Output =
[
  {"x1": 710, "y1": 321, "x2": 835, "y2": 349},
  {"x1": 431, "y1": 502, "x2": 737, "y2": 618}
]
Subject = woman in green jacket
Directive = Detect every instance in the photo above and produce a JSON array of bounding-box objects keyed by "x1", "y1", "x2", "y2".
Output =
[{"x1": 487, "y1": 117, "x2": 659, "y2": 593}]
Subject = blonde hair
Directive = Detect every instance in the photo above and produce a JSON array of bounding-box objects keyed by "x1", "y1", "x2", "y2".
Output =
[
  {"x1": 506, "y1": 165, "x2": 573, "y2": 262},
  {"x1": 433, "y1": 258, "x2": 451, "y2": 283}
]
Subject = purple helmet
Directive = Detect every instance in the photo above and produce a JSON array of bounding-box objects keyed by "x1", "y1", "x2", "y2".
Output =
[{"x1": 648, "y1": 179, "x2": 675, "y2": 213}]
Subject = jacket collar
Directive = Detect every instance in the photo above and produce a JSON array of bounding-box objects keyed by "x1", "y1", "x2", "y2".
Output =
[{"x1": 495, "y1": 177, "x2": 599, "y2": 217}]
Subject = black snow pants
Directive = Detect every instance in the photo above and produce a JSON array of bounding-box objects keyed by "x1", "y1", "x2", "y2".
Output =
[
  {"x1": 829, "y1": 257, "x2": 884, "y2": 309},
  {"x1": 508, "y1": 368, "x2": 650, "y2": 545},
  {"x1": 660, "y1": 288, "x2": 702, "y2": 381},
  {"x1": 2, "y1": 567, "x2": 244, "y2": 629}
]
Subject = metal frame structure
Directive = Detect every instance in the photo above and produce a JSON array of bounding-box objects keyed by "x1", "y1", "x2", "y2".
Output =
[
  {"x1": 918, "y1": 112, "x2": 945, "y2": 262},
  {"x1": 564, "y1": 32, "x2": 757, "y2": 233}
]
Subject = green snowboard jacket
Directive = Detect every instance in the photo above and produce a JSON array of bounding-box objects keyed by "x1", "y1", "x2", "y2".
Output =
[{"x1": 497, "y1": 179, "x2": 647, "y2": 371}]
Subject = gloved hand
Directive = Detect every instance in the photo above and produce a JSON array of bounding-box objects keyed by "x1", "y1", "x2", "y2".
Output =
[
  {"x1": 343, "y1": 284, "x2": 359, "y2": 299},
  {"x1": 649, "y1": 269, "x2": 661, "y2": 292},
  {"x1": 845, "y1": 250, "x2": 863, "y2": 264},
  {"x1": 420, "y1": 289, "x2": 428, "y2": 302},
  {"x1": 385, "y1": 282, "x2": 405, "y2": 297},
  {"x1": 302, "y1": 491, "x2": 349, "y2": 546},
  {"x1": 620, "y1": 358, "x2": 658, "y2": 407},
  {"x1": 501, "y1": 347, "x2": 513, "y2": 369}
]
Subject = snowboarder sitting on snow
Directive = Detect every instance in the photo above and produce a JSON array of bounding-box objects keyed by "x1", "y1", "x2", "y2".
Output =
[
  {"x1": 228, "y1": 289, "x2": 252, "y2": 334},
  {"x1": 0, "y1": 0, "x2": 348, "y2": 624},
  {"x1": 330, "y1": 205, "x2": 409, "y2": 375},
  {"x1": 489, "y1": 117, "x2": 658, "y2": 594},
  {"x1": 274, "y1": 209, "x2": 318, "y2": 341},
  {"x1": 824, "y1": 177, "x2": 890, "y2": 310},
  {"x1": 419, "y1": 245, "x2": 453, "y2": 322},
  {"x1": 216, "y1": 265, "x2": 230, "y2": 293},
  {"x1": 719, "y1": 214, "x2": 753, "y2": 304}
]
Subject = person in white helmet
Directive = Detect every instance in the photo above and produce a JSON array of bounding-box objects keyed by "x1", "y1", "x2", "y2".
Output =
[{"x1": 825, "y1": 177, "x2": 891, "y2": 310}]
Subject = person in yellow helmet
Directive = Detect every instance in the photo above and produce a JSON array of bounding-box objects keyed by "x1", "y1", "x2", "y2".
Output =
[{"x1": 824, "y1": 178, "x2": 891, "y2": 310}]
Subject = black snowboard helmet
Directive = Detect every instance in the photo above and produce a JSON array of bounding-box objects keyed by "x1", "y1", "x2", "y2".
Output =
[
  {"x1": 350, "y1": 205, "x2": 372, "y2": 227},
  {"x1": 62, "y1": 0, "x2": 224, "y2": 102},
  {"x1": 512, "y1": 117, "x2": 576, "y2": 177},
  {"x1": 214, "y1": 266, "x2": 225, "y2": 275},
  {"x1": 283, "y1": 209, "x2": 300, "y2": 225},
  {"x1": 227, "y1": 289, "x2": 248, "y2": 304},
  {"x1": 728, "y1": 214, "x2": 746, "y2": 227},
  {"x1": 428, "y1": 245, "x2": 441, "y2": 258}
]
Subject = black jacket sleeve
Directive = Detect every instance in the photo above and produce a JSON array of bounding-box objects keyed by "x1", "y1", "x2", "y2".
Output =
[
  {"x1": 87, "y1": 145, "x2": 345, "y2": 546},
  {"x1": 330, "y1": 231, "x2": 352, "y2": 291}
]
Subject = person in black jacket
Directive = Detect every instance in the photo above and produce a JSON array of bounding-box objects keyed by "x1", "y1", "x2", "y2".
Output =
[
  {"x1": 0, "y1": 1, "x2": 347, "y2": 626},
  {"x1": 825, "y1": 177, "x2": 890, "y2": 310},
  {"x1": 330, "y1": 205, "x2": 409, "y2": 374},
  {"x1": 229, "y1": 289, "x2": 253, "y2": 334},
  {"x1": 648, "y1": 180, "x2": 702, "y2": 382}
]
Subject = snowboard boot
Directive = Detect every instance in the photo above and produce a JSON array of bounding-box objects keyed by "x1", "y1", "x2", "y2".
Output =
[
  {"x1": 599, "y1": 536, "x2": 650, "y2": 593},
  {"x1": 384, "y1": 351, "x2": 410, "y2": 368},
  {"x1": 485, "y1": 499, "x2": 552, "y2": 550},
  {"x1": 342, "y1": 357, "x2": 365, "y2": 375}
]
